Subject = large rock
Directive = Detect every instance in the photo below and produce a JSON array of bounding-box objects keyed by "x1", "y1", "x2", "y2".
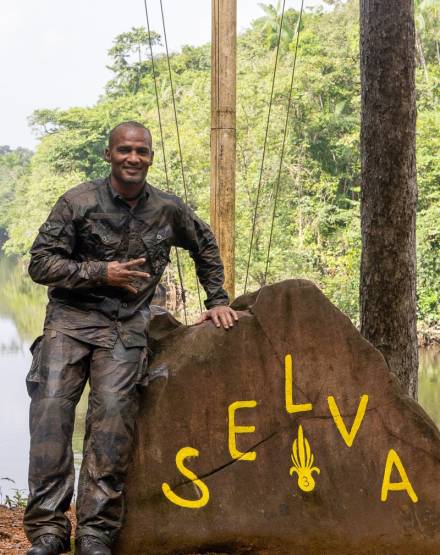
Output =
[{"x1": 114, "y1": 280, "x2": 440, "y2": 555}]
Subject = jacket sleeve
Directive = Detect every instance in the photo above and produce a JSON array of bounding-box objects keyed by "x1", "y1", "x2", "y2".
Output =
[
  {"x1": 174, "y1": 200, "x2": 229, "y2": 309},
  {"x1": 28, "y1": 196, "x2": 107, "y2": 289}
]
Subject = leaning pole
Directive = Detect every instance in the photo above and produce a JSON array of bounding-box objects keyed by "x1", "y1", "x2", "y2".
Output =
[{"x1": 210, "y1": 0, "x2": 236, "y2": 301}]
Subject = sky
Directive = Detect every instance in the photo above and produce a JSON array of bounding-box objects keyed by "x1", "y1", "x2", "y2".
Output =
[{"x1": 0, "y1": 0, "x2": 325, "y2": 150}]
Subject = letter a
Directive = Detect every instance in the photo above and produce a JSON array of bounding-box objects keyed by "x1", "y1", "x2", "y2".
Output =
[
  {"x1": 162, "y1": 447, "x2": 210, "y2": 508},
  {"x1": 327, "y1": 394, "x2": 369, "y2": 447},
  {"x1": 285, "y1": 354, "x2": 312, "y2": 414},
  {"x1": 381, "y1": 449, "x2": 418, "y2": 503}
]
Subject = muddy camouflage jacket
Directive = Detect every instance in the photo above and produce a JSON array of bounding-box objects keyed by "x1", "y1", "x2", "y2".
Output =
[{"x1": 28, "y1": 177, "x2": 229, "y2": 348}]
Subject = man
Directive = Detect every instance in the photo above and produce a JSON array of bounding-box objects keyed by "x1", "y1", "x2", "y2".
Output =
[{"x1": 23, "y1": 121, "x2": 238, "y2": 555}]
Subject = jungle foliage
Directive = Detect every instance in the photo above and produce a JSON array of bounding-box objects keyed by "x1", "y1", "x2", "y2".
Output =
[{"x1": 1, "y1": 0, "x2": 439, "y2": 325}]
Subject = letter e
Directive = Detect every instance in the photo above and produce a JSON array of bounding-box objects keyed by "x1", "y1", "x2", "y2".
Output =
[{"x1": 228, "y1": 400, "x2": 257, "y2": 461}]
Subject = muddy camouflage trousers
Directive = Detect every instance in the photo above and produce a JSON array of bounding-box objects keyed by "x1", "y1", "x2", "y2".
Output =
[{"x1": 23, "y1": 330, "x2": 147, "y2": 547}]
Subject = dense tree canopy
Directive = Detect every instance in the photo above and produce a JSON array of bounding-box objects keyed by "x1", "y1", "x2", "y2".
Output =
[{"x1": 1, "y1": 0, "x2": 439, "y2": 326}]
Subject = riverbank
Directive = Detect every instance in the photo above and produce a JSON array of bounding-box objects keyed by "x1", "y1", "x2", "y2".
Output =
[
  {"x1": 0, "y1": 505, "x2": 28, "y2": 552},
  {"x1": 418, "y1": 325, "x2": 440, "y2": 348},
  {"x1": 0, "y1": 505, "x2": 77, "y2": 553},
  {"x1": 0, "y1": 505, "x2": 75, "y2": 553}
]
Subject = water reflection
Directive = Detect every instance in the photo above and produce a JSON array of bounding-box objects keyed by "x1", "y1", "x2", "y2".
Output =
[
  {"x1": 0, "y1": 256, "x2": 47, "y2": 341},
  {"x1": 0, "y1": 339, "x2": 25, "y2": 355},
  {"x1": 419, "y1": 348, "x2": 440, "y2": 428},
  {"x1": 0, "y1": 256, "x2": 439, "y2": 500},
  {"x1": 0, "y1": 317, "x2": 32, "y2": 502}
]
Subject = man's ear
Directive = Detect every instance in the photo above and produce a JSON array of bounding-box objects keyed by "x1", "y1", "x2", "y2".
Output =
[
  {"x1": 148, "y1": 150, "x2": 155, "y2": 166},
  {"x1": 104, "y1": 147, "x2": 111, "y2": 163}
]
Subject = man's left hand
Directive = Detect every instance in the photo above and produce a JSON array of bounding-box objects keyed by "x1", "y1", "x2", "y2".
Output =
[{"x1": 194, "y1": 305, "x2": 239, "y2": 329}]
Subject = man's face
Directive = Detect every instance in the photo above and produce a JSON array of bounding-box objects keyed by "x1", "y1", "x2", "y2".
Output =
[{"x1": 105, "y1": 126, "x2": 154, "y2": 186}]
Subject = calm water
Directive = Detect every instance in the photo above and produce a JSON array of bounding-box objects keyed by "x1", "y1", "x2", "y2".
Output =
[{"x1": 0, "y1": 258, "x2": 439, "y2": 500}]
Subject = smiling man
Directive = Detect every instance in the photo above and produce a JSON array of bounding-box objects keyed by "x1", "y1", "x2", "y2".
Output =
[{"x1": 23, "y1": 121, "x2": 237, "y2": 555}]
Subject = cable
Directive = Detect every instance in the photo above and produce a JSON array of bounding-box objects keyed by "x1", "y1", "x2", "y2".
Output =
[
  {"x1": 159, "y1": 0, "x2": 203, "y2": 314},
  {"x1": 263, "y1": 0, "x2": 305, "y2": 283},
  {"x1": 143, "y1": 0, "x2": 169, "y2": 191},
  {"x1": 143, "y1": 0, "x2": 188, "y2": 323},
  {"x1": 243, "y1": 0, "x2": 287, "y2": 293}
]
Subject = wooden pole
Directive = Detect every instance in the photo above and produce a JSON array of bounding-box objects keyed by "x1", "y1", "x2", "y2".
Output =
[{"x1": 211, "y1": 0, "x2": 236, "y2": 301}]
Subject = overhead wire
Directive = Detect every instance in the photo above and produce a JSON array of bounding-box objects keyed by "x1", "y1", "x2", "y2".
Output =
[
  {"x1": 143, "y1": 0, "x2": 169, "y2": 189},
  {"x1": 144, "y1": 0, "x2": 305, "y2": 304},
  {"x1": 263, "y1": 0, "x2": 305, "y2": 283},
  {"x1": 143, "y1": 0, "x2": 188, "y2": 323},
  {"x1": 158, "y1": 0, "x2": 203, "y2": 314},
  {"x1": 243, "y1": 0, "x2": 287, "y2": 294}
]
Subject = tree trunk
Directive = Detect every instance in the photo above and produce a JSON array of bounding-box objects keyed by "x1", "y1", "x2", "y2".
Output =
[{"x1": 360, "y1": 0, "x2": 418, "y2": 398}]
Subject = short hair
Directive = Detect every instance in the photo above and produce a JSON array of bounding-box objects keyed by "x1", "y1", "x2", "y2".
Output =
[{"x1": 108, "y1": 121, "x2": 152, "y2": 148}]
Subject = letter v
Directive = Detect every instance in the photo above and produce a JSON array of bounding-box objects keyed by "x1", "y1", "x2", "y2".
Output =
[{"x1": 327, "y1": 395, "x2": 369, "y2": 447}]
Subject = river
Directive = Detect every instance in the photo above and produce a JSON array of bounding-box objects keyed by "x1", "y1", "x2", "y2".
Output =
[{"x1": 0, "y1": 257, "x2": 439, "y2": 501}]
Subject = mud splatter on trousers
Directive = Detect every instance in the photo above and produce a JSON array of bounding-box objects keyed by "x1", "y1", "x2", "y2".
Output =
[{"x1": 23, "y1": 330, "x2": 148, "y2": 547}]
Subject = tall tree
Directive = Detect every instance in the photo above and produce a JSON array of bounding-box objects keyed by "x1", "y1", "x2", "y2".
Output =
[
  {"x1": 360, "y1": 0, "x2": 418, "y2": 397},
  {"x1": 106, "y1": 27, "x2": 161, "y2": 96}
]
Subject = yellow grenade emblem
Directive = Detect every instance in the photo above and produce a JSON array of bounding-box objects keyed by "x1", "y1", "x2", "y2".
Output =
[{"x1": 290, "y1": 425, "x2": 320, "y2": 492}]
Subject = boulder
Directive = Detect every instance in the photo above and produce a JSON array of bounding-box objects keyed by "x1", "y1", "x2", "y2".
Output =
[{"x1": 114, "y1": 280, "x2": 440, "y2": 555}]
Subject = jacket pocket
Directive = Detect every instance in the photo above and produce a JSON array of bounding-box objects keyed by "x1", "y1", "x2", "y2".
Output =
[
  {"x1": 90, "y1": 221, "x2": 122, "y2": 248},
  {"x1": 25, "y1": 335, "x2": 44, "y2": 396},
  {"x1": 136, "y1": 346, "x2": 149, "y2": 387},
  {"x1": 141, "y1": 228, "x2": 171, "y2": 275}
]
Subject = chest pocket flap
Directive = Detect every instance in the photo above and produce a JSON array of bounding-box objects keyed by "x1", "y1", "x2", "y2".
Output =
[
  {"x1": 90, "y1": 220, "x2": 122, "y2": 247},
  {"x1": 155, "y1": 224, "x2": 172, "y2": 243}
]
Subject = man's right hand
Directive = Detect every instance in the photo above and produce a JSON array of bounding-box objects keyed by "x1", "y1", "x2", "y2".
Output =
[{"x1": 106, "y1": 258, "x2": 150, "y2": 294}]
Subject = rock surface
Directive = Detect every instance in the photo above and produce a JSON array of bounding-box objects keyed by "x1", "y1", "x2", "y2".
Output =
[{"x1": 114, "y1": 280, "x2": 440, "y2": 555}]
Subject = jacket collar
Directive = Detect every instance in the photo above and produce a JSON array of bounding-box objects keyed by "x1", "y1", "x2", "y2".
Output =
[{"x1": 106, "y1": 175, "x2": 150, "y2": 205}]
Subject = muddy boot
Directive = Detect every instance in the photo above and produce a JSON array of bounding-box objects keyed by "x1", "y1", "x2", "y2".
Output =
[
  {"x1": 76, "y1": 535, "x2": 111, "y2": 555},
  {"x1": 27, "y1": 534, "x2": 68, "y2": 555}
]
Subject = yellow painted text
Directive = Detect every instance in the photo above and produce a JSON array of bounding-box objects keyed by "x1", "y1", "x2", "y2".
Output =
[
  {"x1": 381, "y1": 449, "x2": 418, "y2": 503},
  {"x1": 327, "y1": 394, "x2": 369, "y2": 447},
  {"x1": 228, "y1": 400, "x2": 257, "y2": 461},
  {"x1": 162, "y1": 447, "x2": 210, "y2": 508},
  {"x1": 285, "y1": 354, "x2": 313, "y2": 414}
]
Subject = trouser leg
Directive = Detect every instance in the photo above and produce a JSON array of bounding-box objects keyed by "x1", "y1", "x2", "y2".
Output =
[
  {"x1": 23, "y1": 331, "x2": 90, "y2": 545},
  {"x1": 76, "y1": 338, "x2": 143, "y2": 546}
]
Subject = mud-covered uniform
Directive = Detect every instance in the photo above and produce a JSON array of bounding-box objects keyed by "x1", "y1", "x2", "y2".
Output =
[{"x1": 23, "y1": 177, "x2": 228, "y2": 547}]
